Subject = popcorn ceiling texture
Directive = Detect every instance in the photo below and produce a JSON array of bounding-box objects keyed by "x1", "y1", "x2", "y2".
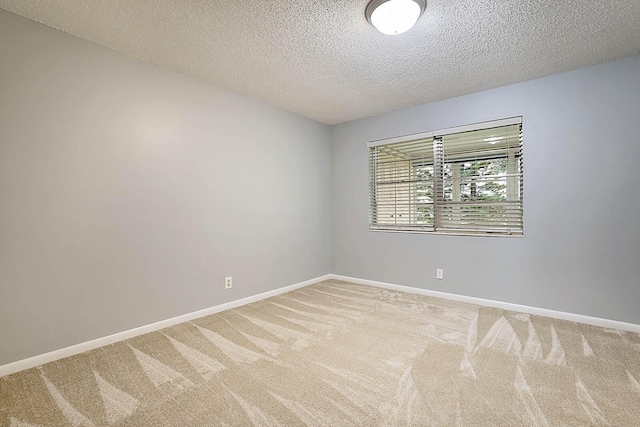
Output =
[{"x1": 1, "y1": 0, "x2": 639, "y2": 124}]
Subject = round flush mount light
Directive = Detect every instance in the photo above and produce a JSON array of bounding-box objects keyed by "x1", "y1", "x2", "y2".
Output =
[{"x1": 365, "y1": 0, "x2": 426, "y2": 36}]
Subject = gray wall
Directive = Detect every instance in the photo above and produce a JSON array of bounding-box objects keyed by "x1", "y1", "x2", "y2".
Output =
[
  {"x1": 2, "y1": 8, "x2": 639, "y2": 368},
  {"x1": 331, "y1": 55, "x2": 640, "y2": 324},
  {"x1": 0, "y1": 10, "x2": 331, "y2": 366}
]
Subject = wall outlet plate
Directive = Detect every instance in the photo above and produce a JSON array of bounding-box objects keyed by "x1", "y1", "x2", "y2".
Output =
[
  {"x1": 436, "y1": 269, "x2": 444, "y2": 280},
  {"x1": 225, "y1": 276, "x2": 232, "y2": 289}
]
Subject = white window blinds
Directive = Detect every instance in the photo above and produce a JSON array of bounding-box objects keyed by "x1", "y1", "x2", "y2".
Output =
[
  {"x1": 369, "y1": 117, "x2": 523, "y2": 236},
  {"x1": 369, "y1": 136, "x2": 435, "y2": 232}
]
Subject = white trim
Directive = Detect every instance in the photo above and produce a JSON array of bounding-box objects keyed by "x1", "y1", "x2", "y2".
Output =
[
  {"x1": 4, "y1": 272, "x2": 638, "y2": 378},
  {"x1": 367, "y1": 116, "x2": 522, "y2": 148},
  {"x1": 0, "y1": 274, "x2": 331, "y2": 378},
  {"x1": 329, "y1": 274, "x2": 640, "y2": 334}
]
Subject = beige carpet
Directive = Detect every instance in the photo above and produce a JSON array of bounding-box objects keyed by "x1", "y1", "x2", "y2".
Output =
[{"x1": 1, "y1": 280, "x2": 640, "y2": 426}]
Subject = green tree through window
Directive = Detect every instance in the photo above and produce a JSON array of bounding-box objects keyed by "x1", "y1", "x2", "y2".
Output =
[{"x1": 369, "y1": 118, "x2": 523, "y2": 236}]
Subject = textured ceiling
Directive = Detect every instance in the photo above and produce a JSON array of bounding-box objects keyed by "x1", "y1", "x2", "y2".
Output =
[{"x1": 1, "y1": 1, "x2": 639, "y2": 125}]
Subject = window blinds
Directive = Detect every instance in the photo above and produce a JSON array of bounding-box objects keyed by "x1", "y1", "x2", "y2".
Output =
[
  {"x1": 369, "y1": 136, "x2": 435, "y2": 232},
  {"x1": 369, "y1": 117, "x2": 523, "y2": 236}
]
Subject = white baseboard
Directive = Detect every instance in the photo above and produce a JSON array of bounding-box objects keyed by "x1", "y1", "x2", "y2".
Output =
[
  {"x1": 4, "y1": 272, "x2": 638, "y2": 378},
  {"x1": 0, "y1": 274, "x2": 332, "y2": 378},
  {"x1": 329, "y1": 274, "x2": 640, "y2": 334}
]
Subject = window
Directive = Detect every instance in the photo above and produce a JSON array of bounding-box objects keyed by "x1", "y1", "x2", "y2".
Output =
[{"x1": 369, "y1": 117, "x2": 523, "y2": 236}]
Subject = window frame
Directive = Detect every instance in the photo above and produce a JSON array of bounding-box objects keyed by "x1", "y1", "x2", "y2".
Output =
[{"x1": 368, "y1": 117, "x2": 523, "y2": 237}]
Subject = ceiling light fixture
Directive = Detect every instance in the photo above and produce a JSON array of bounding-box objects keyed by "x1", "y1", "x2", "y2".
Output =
[{"x1": 365, "y1": 0, "x2": 426, "y2": 36}]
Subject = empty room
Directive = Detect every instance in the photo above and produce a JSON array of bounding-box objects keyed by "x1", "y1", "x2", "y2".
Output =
[{"x1": 1, "y1": 0, "x2": 639, "y2": 425}]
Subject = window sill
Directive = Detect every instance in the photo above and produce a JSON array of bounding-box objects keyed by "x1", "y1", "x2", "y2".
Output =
[{"x1": 368, "y1": 228, "x2": 523, "y2": 238}]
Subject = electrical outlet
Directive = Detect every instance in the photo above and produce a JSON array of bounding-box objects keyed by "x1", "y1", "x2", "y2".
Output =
[
  {"x1": 225, "y1": 276, "x2": 232, "y2": 289},
  {"x1": 436, "y1": 269, "x2": 444, "y2": 280}
]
